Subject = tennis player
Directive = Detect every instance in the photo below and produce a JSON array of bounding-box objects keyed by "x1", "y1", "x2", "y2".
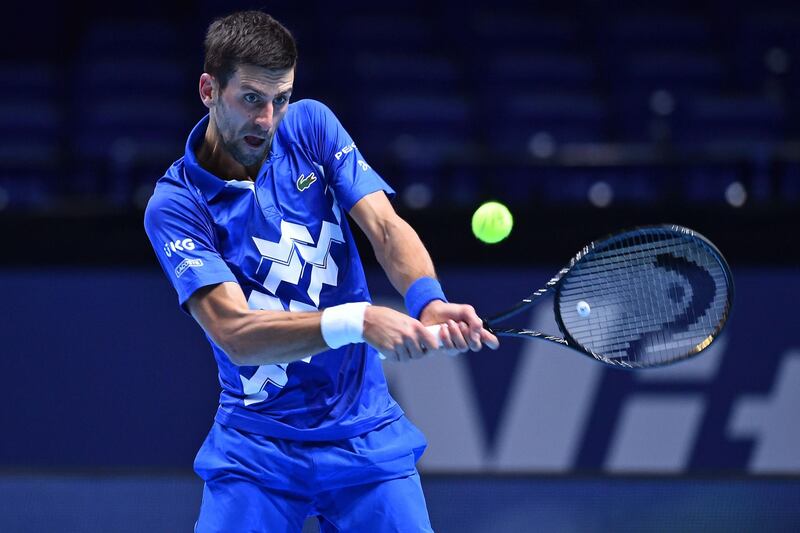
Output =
[{"x1": 144, "y1": 10, "x2": 498, "y2": 533}]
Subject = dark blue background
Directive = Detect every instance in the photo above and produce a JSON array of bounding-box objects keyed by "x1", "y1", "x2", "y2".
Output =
[{"x1": 1, "y1": 266, "x2": 797, "y2": 471}]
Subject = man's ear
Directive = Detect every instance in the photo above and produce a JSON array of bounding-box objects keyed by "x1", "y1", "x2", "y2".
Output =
[{"x1": 199, "y1": 73, "x2": 217, "y2": 109}]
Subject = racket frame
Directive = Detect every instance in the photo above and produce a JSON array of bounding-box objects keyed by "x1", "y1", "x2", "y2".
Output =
[{"x1": 483, "y1": 224, "x2": 734, "y2": 368}]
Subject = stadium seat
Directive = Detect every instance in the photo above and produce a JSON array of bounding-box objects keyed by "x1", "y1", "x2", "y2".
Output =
[
  {"x1": 486, "y1": 92, "x2": 610, "y2": 155},
  {"x1": 0, "y1": 63, "x2": 62, "y2": 209},
  {"x1": 677, "y1": 95, "x2": 787, "y2": 145},
  {"x1": 70, "y1": 20, "x2": 194, "y2": 201}
]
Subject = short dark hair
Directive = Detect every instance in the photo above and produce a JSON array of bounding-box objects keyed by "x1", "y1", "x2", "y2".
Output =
[{"x1": 204, "y1": 10, "x2": 297, "y2": 89}]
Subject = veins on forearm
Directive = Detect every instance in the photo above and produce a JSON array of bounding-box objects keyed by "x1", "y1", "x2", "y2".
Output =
[{"x1": 376, "y1": 216, "x2": 436, "y2": 294}]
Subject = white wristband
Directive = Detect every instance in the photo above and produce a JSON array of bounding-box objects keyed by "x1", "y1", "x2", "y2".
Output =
[{"x1": 320, "y1": 302, "x2": 371, "y2": 349}]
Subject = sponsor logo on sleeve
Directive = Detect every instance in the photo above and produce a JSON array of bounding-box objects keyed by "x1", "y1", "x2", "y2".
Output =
[
  {"x1": 163, "y1": 238, "x2": 196, "y2": 258},
  {"x1": 175, "y1": 258, "x2": 204, "y2": 278},
  {"x1": 334, "y1": 141, "x2": 357, "y2": 160}
]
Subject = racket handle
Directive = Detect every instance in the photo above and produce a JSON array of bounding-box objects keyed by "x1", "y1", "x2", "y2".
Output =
[
  {"x1": 426, "y1": 324, "x2": 444, "y2": 346},
  {"x1": 378, "y1": 324, "x2": 443, "y2": 360}
]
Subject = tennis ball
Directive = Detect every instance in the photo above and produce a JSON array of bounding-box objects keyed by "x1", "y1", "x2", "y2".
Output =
[{"x1": 471, "y1": 201, "x2": 513, "y2": 244}]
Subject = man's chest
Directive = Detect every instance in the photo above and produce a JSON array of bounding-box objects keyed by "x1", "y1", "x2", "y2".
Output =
[{"x1": 208, "y1": 162, "x2": 349, "y2": 305}]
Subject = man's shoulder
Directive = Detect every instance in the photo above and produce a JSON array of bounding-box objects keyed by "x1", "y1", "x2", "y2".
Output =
[
  {"x1": 289, "y1": 98, "x2": 329, "y2": 114},
  {"x1": 144, "y1": 159, "x2": 203, "y2": 222},
  {"x1": 279, "y1": 99, "x2": 340, "y2": 154},
  {"x1": 284, "y1": 98, "x2": 336, "y2": 128}
]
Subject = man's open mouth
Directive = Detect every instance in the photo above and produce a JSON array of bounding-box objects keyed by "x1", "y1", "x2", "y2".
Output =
[{"x1": 244, "y1": 135, "x2": 266, "y2": 147}]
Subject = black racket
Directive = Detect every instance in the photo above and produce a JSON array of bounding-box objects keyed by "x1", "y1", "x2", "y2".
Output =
[
  {"x1": 475, "y1": 224, "x2": 734, "y2": 368},
  {"x1": 381, "y1": 224, "x2": 734, "y2": 367}
]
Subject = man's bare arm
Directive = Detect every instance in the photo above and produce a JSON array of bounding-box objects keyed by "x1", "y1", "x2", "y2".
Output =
[
  {"x1": 187, "y1": 279, "x2": 450, "y2": 365},
  {"x1": 349, "y1": 191, "x2": 498, "y2": 353},
  {"x1": 187, "y1": 282, "x2": 328, "y2": 366},
  {"x1": 348, "y1": 191, "x2": 436, "y2": 295}
]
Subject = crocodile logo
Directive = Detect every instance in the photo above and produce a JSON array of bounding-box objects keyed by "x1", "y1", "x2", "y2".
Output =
[{"x1": 296, "y1": 171, "x2": 317, "y2": 192}]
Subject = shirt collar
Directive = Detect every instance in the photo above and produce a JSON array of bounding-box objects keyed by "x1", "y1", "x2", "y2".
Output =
[
  {"x1": 183, "y1": 114, "x2": 283, "y2": 200},
  {"x1": 183, "y1": 115, "x2": 226, "y2": 199}
]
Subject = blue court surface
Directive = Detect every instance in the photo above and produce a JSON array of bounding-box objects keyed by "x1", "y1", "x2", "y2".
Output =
[{"x1": 1, "y1": 473, "x2": 798, "y2": 532}]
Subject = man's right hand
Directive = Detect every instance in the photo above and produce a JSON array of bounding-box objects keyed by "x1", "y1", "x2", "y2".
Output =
[{"x1": 362, "y1": 306, "x2": 470, "y2": 362}]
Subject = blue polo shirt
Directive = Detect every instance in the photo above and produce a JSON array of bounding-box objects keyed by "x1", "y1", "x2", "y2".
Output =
[{"x1": 144, "y1": 99, "x2": 403, "y2": 440}]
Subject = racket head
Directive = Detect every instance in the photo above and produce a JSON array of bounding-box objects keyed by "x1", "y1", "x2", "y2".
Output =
[{"x1": 553, "y1": 225, "x2": 734, "y2": 368}]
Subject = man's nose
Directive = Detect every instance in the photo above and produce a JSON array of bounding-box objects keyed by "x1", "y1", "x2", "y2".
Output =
[{"x1": 254, "y1": 104, "x2": 274, "y2": 131}]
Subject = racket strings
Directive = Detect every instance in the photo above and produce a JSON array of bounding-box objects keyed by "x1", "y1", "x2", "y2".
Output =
[
  {"x1": 562, "y1": 238, "x2": 692, "y2": 278},
  {"x1": 565, "y1": 268, "x2": 727, "y2": 337},
  {"x1": 557, "y1": 229, "x2": 731, "y2": 366},
  {"x1": 612, "y1": 248, "x2": 718, "y2": 361}
]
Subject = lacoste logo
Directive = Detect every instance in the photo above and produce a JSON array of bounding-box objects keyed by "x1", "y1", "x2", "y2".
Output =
[
  {"x1": 296, "y1": 172, "x2": 317, "y2": 192},
  {"x1": 175, "y1": 258, "x2": 203, "y2": 278}
]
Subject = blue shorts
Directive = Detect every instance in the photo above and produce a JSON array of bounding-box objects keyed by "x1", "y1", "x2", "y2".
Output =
[{"x1": 193, "y1": 415, "x2": 433, "y2": 532}]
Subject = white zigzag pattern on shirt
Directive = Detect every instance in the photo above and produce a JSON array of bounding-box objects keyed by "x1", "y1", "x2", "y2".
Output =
[
  {"x1": 242, "y1": 198, "x2": 345, "y2": 406},
  {"x1": 241, "y1": 293, "x2": 315, "y2": 405},
  {"x1": 252, "y1": 217, "x2": 344, "y2": 307},
  {"x1": 253, "y1": 221, "x2": 313, "y2": 296},
  {"x1": 295, "y1": 221, "x2": 344, "y2": 306}
]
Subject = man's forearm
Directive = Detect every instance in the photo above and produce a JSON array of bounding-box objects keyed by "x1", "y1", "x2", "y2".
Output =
[
  {"x1": 348, "y1": 191, "x2": 446, "y2": 319},
  {"x1": 348, "y1": 192, "x2": 498, "y2": 353},
  {"x1": 188, "y1": 282, "x2": 367, "y2": 366},
  {"x1": 369, "y1": 214, "x2": 437, "y2": 296},
  {"x1": 212, "y1": 309, "x2": 329, "y2": 366}
]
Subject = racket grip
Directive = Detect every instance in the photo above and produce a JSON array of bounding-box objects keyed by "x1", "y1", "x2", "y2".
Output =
[
  {"x1": 378, "y1": 324, "x2": 444, "y2": 360},
  {"x1": 426, "y1": 324, "x2": 444, "y2": 346}
]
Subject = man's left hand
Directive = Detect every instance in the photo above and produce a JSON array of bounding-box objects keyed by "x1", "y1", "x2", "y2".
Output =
[{"x1": 419, "y1": 300, "x2": 500, "y2": 353}]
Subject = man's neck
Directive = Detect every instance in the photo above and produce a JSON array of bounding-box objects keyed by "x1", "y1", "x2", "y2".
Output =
[{"x1": 196, "y1": 119, "x2": 259, "y2": 181}]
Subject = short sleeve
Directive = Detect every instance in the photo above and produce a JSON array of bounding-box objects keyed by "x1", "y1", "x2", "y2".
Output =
[
  {"x1": 144, "y1": 187, "x2": 238, "y2": 309},
  {"x1": 301, "y1": 100, "x2": 395, "y2": 211}
]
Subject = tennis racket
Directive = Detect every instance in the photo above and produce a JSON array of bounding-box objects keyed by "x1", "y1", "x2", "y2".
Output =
[{"x1": 431, "y1": 224, "x2": 733, "y2": 369}]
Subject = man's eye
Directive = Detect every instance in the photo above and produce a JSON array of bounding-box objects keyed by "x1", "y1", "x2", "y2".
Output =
[
  {"x1": 274, "y1": 95, "x2": 288, "y2": 106},
  {"x1": 244, "y1": 94, "x2": 261, "y2": 104}
]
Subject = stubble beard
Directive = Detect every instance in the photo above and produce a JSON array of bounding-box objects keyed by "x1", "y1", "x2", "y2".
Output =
[
  {"x1": 224, "y1": 134, "x2": 270, "y2": 168},
  {"x1": 214, "y1": 105, "x2": 271, "y2": 169}
]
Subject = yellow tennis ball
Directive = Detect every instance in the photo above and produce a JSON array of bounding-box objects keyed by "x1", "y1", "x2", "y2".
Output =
[{"x1": 471, "y1": 201, "x2": 513, "y2": 244}]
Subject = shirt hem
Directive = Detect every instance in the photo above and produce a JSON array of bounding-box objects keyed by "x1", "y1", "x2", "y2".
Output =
[{"x1": 213, "y1": 403, "x2": 405, "y2": 442}]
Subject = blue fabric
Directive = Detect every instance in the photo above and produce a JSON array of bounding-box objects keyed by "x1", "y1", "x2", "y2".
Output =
[
  {"x1": 405, "y1": 277, "x2": 448, "y2": 319},
  {"x1": 143, "y1": 99, "x2": 402, "y2": 441},
  {"x1": 194, "y1": 417, "x2": 432, "y2": 533}
]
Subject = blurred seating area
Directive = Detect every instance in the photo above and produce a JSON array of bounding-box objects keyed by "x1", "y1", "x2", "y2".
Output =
[{"x1": 1, "y1": 0, "x2": 799, "y2": 212}]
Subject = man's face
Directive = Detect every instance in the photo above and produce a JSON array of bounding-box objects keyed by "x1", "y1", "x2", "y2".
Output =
[{"x1": 209, "y1": 64, "x2": 294, "y2": 168}]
